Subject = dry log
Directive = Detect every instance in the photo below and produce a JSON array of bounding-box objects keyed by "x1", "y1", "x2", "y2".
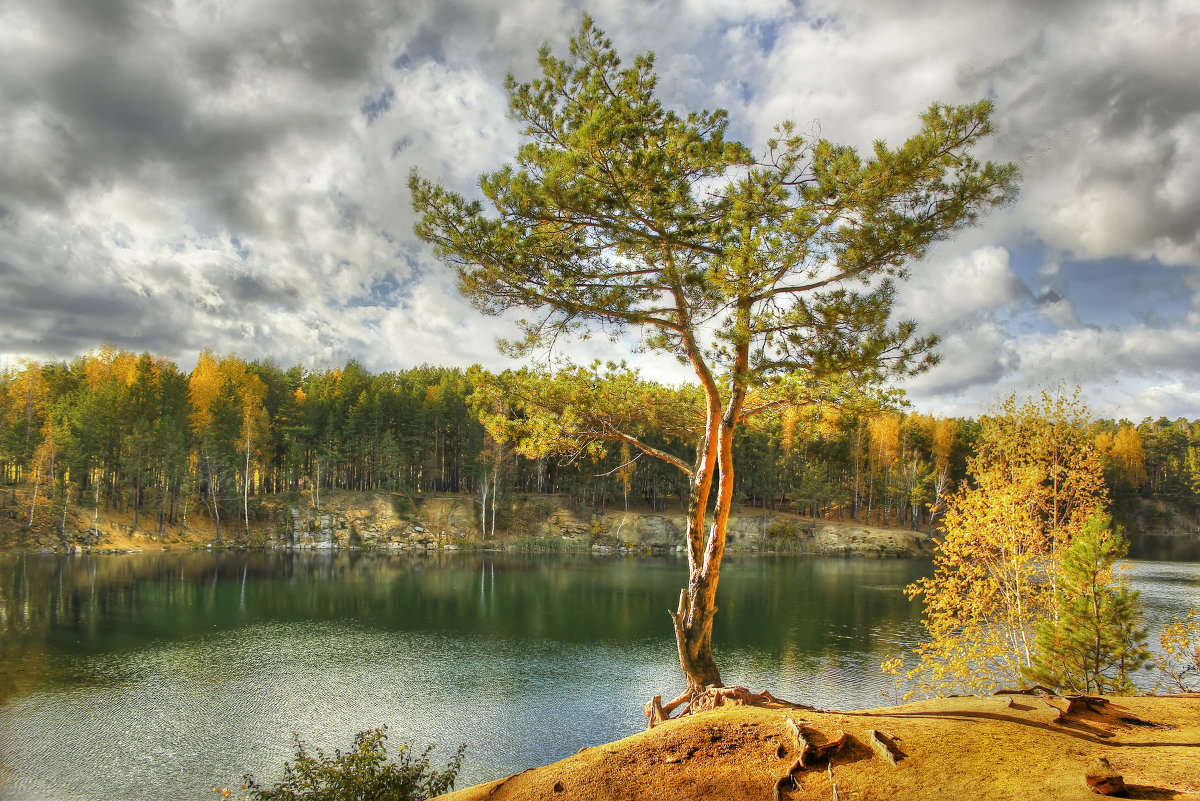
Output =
[
  {"x1": 772, "y1": 719, "x2": 811, "y2": 800},
  {"x1": 866, "y1": 729, "x2": 899, "y2": 766},
  {"x1": 786, "y1": 719, "x2": 811, "y2": 767},
  {"x1": 1051, "y1": 695, "x2": 1110, "y2": 724},
  {"x1": 1065, "y1": 695, "x2": 1110, "y2": 714},
  {"x1": 646, "y1": 695, "x2": 666, "y2": 728},
  {"x1": 645, "y1": 689, "x2": 694, "y2": 728},
  {"x1": 773, "y1": 757, "x2": 805, "y2": 801},
  {"x1": 811, "y1": 730, "x2": 847, "y2": 762}
]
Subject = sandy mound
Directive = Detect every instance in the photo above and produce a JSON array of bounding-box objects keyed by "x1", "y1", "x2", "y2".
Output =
[{"x1": 437, "y1": 694, "x2": 1200, "y2": 801}]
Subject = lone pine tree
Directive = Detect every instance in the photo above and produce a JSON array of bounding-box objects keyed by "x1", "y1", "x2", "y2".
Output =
[{"x1": 410, "y1": 17, "x2": 1017, "y2": 710}]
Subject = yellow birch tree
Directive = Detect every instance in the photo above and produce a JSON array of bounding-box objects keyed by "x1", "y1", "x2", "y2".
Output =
[{"x1": 901, "y1": 390, "x2": 1108, "y2": 696}]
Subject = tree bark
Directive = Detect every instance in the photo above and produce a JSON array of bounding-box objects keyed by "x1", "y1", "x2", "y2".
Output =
[
  {"x1": 670, "y1": 374, "x2": 723, "y2": 690},
  {"x1": 669, "y1": 320, "x2": 749, "y2": 691}
]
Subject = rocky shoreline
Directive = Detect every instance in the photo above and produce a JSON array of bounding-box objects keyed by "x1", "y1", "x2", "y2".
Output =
[
  {"x1": 2, "y1": 487, "x2": 936, "y2": 557},
  {"x1": 274, "y1": 492, "x2": 934, "y2": 558}
]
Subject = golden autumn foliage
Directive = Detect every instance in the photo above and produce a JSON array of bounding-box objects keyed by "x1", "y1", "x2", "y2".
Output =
[
  {"x1": 82, "y1": 345, "x2": 138, "y2": 390},
  {"x1": 1112, "y1": 425, "x2": 1149, "y2": 490},
  {"x1": 931, "y1": 417, "x2": 957, "y2": 473},
  {"x1": 188, "y1": 350, "x2": 225, "y2": 434},
  {"x1": 899, "y1": 390, "x2": 1110, "y2": 697},
  {"x1": 1096, "y1": 423, "x2": 1150, "y2": 491},
  {"x1": 1157, "y1": 609, "x2": 1200, "y2": 692},
  {"x1": 868, "y1": 413, "x2": 901, "y2": 477}
]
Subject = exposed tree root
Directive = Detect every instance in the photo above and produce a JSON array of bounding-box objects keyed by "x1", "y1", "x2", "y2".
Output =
[
  {"x1": 772, "y1": 717, "x2": 847, "y2": 800},
  {"x1": 1052, "y1": 694, "x2": 1110, "y2": 723},
  {"x1": 827, "y1": 762, "x2": 840, "y2": 801},
  {"x1": 645, "y1": 685, "x2": 814, "y2": 729},
  {"x1": 992, "y1": 684, "x2": 1057, "y2": 697}
]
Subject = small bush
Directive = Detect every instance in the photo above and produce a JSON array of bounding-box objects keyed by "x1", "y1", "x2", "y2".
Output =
[
  {"x1": 229, "y1": 726, "x2": 464, "y2": 801},
  {"x1": 766, "y1": 521, "x2": 809, "y2": 540},
  {"x1": 390, "y1": 493, "x2": 414, "y2": 518},
  {"x1": 505, "y1": 535, "x2": 587, "y2": 553},
  {"x1": 507, "y1": 496, "x2": 552, "y2": 533}
]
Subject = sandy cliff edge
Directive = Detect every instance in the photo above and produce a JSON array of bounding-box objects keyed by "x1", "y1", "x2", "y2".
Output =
[{"x1": 435, "y1": 693, "x2": 1200, "y2": 801}]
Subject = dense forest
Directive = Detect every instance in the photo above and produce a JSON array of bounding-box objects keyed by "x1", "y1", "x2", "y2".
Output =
[{"x1": 1, "y1": 347, "x2": 1197, "y2": 541}]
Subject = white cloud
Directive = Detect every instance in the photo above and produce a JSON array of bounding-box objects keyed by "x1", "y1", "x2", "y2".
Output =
[
  {"x1": 1117, "y1": 381, "x2": 1200, "y2": 423},
  {"x1": 898, "y1": 246, "x2": 1030, "y2": 332},
  {"x1": 0, "y1": 0, "x2": 1198, "y2": 421},
  {"x1": 903, "y1": 320, "x2": 1022, "y2": 399}
]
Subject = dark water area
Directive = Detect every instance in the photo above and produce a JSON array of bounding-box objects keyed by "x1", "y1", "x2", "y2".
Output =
[
  {"x1": 0, "y1": 549, "x2": 1196, "y2": 801},
  {"x1": 1128, "y1": 533, "x2": 1200, "y2": 562}
]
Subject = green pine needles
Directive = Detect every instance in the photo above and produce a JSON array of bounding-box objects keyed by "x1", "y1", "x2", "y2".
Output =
[
  {"x1": 1023, "y1": 515, "x2": 1152, "y2": 695},
  {"x1": 411, "y1": 13, "x2": 1018, "y2": 695}
]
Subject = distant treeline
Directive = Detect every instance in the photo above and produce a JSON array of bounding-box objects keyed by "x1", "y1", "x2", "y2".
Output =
[{"x1": 1, "y1": 348, "x2": 1197, "y2": 540}]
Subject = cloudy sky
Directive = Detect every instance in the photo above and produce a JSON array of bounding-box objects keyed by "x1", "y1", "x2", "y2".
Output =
[{"x1": 1, "y1": 0, "x2": 1197, "y2": 420}]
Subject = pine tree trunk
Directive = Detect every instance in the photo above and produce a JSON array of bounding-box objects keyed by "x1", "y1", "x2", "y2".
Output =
[{"x1": 669, "y1": 385, "x2": 743, "y2": 691}]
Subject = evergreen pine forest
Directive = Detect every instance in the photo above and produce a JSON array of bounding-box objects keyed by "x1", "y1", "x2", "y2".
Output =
[{"x1": 2, "y1": 346, "x2": 1197, "y2": 542}]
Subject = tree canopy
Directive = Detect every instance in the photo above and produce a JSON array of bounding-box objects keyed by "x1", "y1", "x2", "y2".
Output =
[
  {"x1": 412, "y1": 18, "x2": 1016, "y2": 384},
  {"x1": 411, "y1": 16, "x2": 1018, "y2": 704},
  {"x1": 902, "y1": 392, "x2": 1114, "y2": 696}
]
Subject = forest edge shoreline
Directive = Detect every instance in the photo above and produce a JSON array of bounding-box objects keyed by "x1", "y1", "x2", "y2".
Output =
[{"x1": 1, "y1": 488, "x2": 947, "y2": 557}]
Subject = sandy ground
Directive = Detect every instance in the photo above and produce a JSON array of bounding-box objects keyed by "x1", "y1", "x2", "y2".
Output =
[{"x1": 436, "y1": 694, "x2": 1200, "y2": 801}]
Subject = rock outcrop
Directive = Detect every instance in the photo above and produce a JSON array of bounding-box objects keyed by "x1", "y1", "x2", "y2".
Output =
[{"x1": 275, "y1": 492, "x2": 933, "y2": 557}]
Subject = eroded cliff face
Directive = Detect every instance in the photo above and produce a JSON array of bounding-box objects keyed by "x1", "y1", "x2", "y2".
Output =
[
  {"x1": 281, "y1": 493, "x2": 475, "y2": 550},
  {"x1": 1, "y1": 484, "x2": 932, "y2": 556},
  {"x1": 279, "y1": 492, "x2": 933, "y2": 557}
]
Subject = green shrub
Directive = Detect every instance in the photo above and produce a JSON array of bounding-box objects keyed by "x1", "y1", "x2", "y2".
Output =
[
  {"x1": 231, "y1": 726, "x2": 464, "y2": 801},
  {"x1": 1157, "y1": 609, "x2": 1200, "y2": 691},
  {"x1": 505, "y1": 535, "x2": 587, "y2": 553},
  {"x1": 1022, "y1": 516, "x2": 1151, "y2": 694},
  {"x1": 766, "y1": 521, "x2": 810, "y2": 540},
  {"x1": 390, "y1": 493, "x2": 414, "y2": 518}
]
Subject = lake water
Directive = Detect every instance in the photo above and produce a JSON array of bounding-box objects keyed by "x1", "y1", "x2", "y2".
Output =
[{"x1": 0, "y1": 545, "x2": 1197, "y2": 801}]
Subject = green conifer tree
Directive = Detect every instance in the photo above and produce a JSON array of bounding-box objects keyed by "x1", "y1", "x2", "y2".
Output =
[{"x1": 1024, "y1": 515, "x2": 1151, "y2": 694}]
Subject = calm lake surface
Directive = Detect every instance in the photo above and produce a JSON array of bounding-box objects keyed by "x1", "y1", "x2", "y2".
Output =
[{"x1": 1, "y1": 543, "x2": 1197, "y2": 801}]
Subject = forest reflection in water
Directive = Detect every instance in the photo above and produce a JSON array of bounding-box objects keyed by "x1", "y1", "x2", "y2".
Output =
[{"x1": 0, "y1": 545, "x2": 1196, "y2": 801}]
